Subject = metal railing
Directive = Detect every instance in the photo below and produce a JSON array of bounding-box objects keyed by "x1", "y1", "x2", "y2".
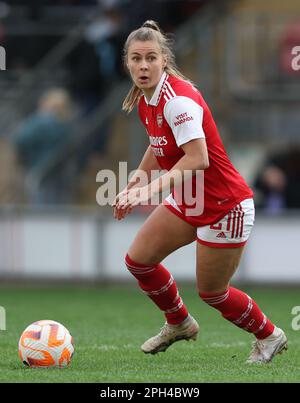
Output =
[{"x1": 224, "y1": 12, "x2": 300, "y2": 101}]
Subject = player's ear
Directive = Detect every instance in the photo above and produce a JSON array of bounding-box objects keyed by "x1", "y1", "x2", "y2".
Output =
[{"x1": 124, "y1": 56, "x2": 129, "y2": 70}]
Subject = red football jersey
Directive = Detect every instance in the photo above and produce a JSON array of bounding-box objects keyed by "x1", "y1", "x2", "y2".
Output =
[{"x1": 138, "y1": 72, "x2": 253, "y2": 226}]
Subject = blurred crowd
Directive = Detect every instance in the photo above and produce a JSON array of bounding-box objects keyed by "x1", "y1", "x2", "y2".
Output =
[
  {"x1": 13, "y1": 89, "x2": 73, "y2": 204},
  {"x1": 254, "y1": 146, "x2": 300, "y2": 214},
  {"x1": 0, "y1": 0, "x2": 214, "y2": 111},
  {"x1": 0, "y1": 0, "x2": 215, "y2": 205},
  {"x1": 0, "y1": 0, "x2": 300, "y2": 210}
]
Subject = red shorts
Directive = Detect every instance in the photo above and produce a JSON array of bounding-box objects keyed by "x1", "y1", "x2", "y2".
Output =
[{"x1": 164, "y1": 196, "x2": 255, "y2": 248}]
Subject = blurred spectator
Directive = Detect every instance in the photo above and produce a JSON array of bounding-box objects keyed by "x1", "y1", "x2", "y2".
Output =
[
  {"x1": 13, "y1": 88, "x2": 73, "y2": 204},
  {"x1": 122, "y1": 0, "x2": 212, "y2": 33},
  {"x1": 65, "y1": 38, "x2": 104, "y2": 114},
  {"x1": 65, "y1": 4, "x2": 125, "y2": 172},
  {"x1": 7, "y1": 0, "x2": 97, "y2": 5},
  {"x1": 66, "y1": 4, "x2": 124, "y2": 114},
  {"x1": 254, "y1": 146, "x2": 300, "y2": 213},
  {"x1": 84, "y1": 5, "x2": 124, "y2": 80},
  {"x1": 0, "y1": 21, "x2": 4, "y2": 45},
  {"x1": 0, "y1": 1, "x2": 10, "y2": 45}
]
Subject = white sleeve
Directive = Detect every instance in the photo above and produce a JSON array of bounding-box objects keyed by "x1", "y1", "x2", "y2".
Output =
[{"x1": 163, "y1": 96, "x2": 205, "y2": 147}]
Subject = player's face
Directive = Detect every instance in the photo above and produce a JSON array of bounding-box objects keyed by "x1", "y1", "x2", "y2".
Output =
[{"x1": 127, "y1": 40, "x2": 167, "y2": 100}]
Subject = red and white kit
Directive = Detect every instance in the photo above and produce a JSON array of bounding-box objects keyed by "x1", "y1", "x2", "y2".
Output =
[{"x1": 138, "y1": 72, "x2": 254, "y2": 247}]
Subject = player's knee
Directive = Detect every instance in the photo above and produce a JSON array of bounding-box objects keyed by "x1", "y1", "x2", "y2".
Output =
[
  {"x1": 125, "y1": 252, "x2": 147, "y2": 268},
  {"x1": 125, "y1": 253, "x2": 133, "y2": 270},
  {"x1": 125, "y1": 246, "x2": 160, "y2": 266},
  {"x1": 125, "y1": 253, "x2": 137, "y2": 277},
  {"x1": 125, "y1": 252, "x2": 143, "y2": 268},
  {"x1": 125, "y1": 253, "x2": 157, "y2": 278}
]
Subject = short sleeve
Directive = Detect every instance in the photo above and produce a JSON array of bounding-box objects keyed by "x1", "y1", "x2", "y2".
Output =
[{"x1": 163, "y1": 96, "x2": 205, "y2": 147}]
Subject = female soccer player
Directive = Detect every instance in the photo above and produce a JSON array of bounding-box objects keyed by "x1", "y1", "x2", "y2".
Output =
[{"x1": 113, "y1": 20, "x2": 287, "y2": 363}]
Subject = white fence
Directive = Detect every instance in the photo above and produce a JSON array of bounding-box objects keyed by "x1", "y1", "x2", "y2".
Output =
[{"x1": 0, "y1": 209, "x2": 299, "y2": 284}]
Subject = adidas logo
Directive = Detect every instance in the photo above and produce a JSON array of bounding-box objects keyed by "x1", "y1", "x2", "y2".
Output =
[{"x1": 216, "y1": 232, "x2": 226, "y2": 239}]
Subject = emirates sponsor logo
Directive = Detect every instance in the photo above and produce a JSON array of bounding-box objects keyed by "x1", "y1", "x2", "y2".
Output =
[
  {"x1": 174, "y1": 112, "x2": 194, "y2": 127},
  {"x1": 149, "y1": 135, "x2": 168, "y2": 146}
]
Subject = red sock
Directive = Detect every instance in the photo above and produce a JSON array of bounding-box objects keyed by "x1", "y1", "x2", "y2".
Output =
[
  {"x1": 125, "y1": 254, "x2": 188, "y2": 324},
  {"x1": 199, "y1": 287, "x2": 274, "y2": 339}
]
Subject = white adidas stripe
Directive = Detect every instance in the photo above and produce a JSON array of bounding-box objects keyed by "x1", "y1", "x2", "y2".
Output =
[
  {"x1": 164, "y1": 80, "x2": 176, "y2": 97},
  {"x1": 165, "y1": 299, "x2": 183, "y2": 314},
  {"x1": 202, "y1": 290, "x2": 230, "y2": 305},
  {"x1": 126, "y1": 264, "x2": 156, "y2": 275},
  {"x1": 163, "y1": 86, "x2": 173, "y2": 100},
  {"x1": 254, "y1": 315, "x2": 267, "y2": 334},
  {"x1": 145, "y1": 276, "x2": 174, "y2": 296},
  {"x1": 234, "y1": 296, "x2": 253, "y2": 325}
]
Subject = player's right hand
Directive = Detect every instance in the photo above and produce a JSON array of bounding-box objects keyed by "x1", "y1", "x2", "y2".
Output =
[{"x1": 112, "y1": 190, "x2": 133, "y2": 220}]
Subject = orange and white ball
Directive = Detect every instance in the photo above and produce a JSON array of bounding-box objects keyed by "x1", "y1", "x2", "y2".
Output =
[{"x1": 18, "y1": 320, "x2": 74, "y2": 368}]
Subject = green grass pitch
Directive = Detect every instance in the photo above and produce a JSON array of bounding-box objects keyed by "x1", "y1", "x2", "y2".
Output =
[{"x1": 0, "y1": 284, "x2": 299, "y2": 383}]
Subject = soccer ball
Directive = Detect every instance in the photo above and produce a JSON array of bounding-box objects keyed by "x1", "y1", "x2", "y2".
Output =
[{"x1": 18, "y1": 320, "x2": 74, "y2": 368}]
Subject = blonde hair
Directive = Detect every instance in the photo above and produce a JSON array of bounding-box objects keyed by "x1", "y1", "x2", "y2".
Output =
[{"x1": 122, "y1": 20, "x2": 191, "y2": 113}]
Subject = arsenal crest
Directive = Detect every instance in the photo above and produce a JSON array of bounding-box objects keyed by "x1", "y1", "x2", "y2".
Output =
[{"x1": 156, "y1": 114, "x2": 163, "y2": 128}]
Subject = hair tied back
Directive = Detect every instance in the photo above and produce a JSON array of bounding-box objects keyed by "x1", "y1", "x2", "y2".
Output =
[{"x1": 142, "y1": 20, "x2": 160, "y2": 32}]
